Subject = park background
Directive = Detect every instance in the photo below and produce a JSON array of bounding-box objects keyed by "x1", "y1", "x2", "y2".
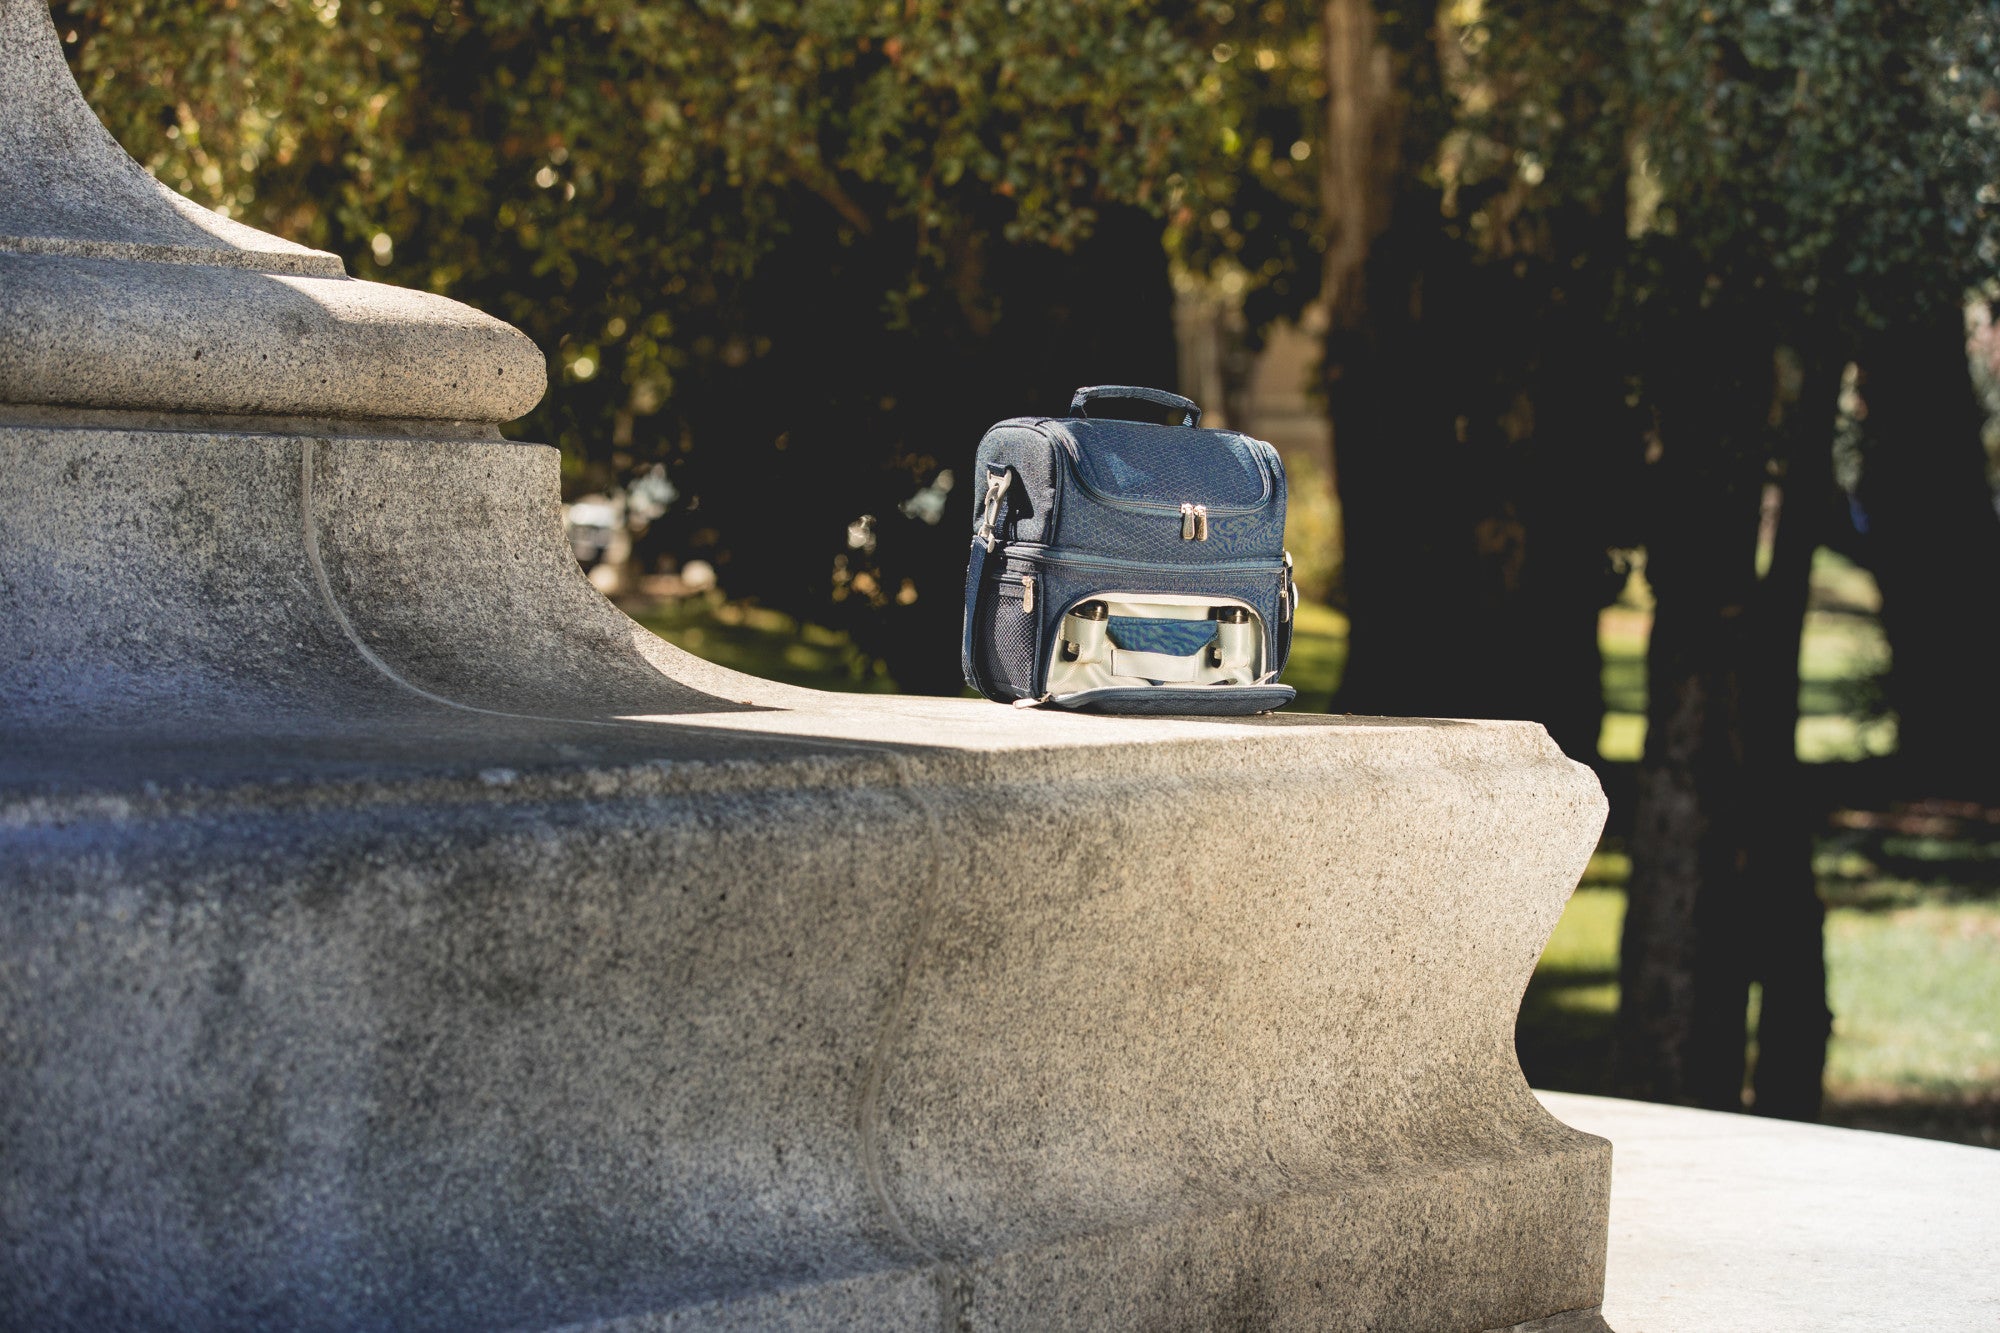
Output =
[{"x1": 56, "y1": 0, "x2": 2000, "y2": 1145}]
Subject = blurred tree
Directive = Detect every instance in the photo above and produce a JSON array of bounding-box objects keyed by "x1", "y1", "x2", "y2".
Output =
[
  {"x1": 1319, "y1": 0, "x2": 1638, "y2": 763},
  {"x1": 1319, "y1": 0, "x2": 2000, "y2": 1117},
  {"x1": 55, "y1": 0, "x2": 1303, "y2": 691},
  {"x1": 1610, "y1": 0, "x2": 2000, "y2": 1117},
  {"x1": 1852, "y1": 304, "x2": 2000, "y2": 800}
]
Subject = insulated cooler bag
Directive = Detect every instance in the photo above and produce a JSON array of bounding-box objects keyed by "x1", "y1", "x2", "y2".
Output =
[{"x1": 961, "y1": 385, "x2": 1298, "y2": 714}]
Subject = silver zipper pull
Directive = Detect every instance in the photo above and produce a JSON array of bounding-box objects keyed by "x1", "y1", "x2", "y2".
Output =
[
  {"x1": 1180, "y1": 502, "x2": 1196, "y2": 540},
  {"x1": 1021, "y1": 574, "x2": 1035, "y2": 613},
  {"x1": 1194, "y1": 504, "x2": 1209, "y2": 540}
]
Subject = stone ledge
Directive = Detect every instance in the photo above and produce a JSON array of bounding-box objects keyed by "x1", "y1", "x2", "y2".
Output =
[
  {"x1": 0, "y1": 253, "x2": 546, "y2": 422},
  {"x1": 557, "y1": 1159, "x2": 1608, "y2": 1333},
  {"x1": 5, "y1": 709, "x2": 1607, "y2": 1330},
  {"x1": 2, "y1": 407, "x2": 1613, "y2": 1331}
]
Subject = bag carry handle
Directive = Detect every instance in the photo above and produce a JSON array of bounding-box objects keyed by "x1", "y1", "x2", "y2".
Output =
[{"x1": 1069, "y1": 384, "x2": 1202, "y2": 428}]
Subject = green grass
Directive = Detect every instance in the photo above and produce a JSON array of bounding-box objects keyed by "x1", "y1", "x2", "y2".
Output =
[
  {"x1": 1518, "y1": 842, "x2": 2000, "y2": 1147},
  {"x1": 1827, "y1": 906, "x2": 2000, "y2": 1098},
  {"x1": 1277, "y1": 600, "x2": 1349, "y2": 712},
  {"x1": 625, "y1": 594, "x2": 898, "y2": 693},
  {"x1": 1597, "y1": 547, "x2": 1896, "y2": 764}
]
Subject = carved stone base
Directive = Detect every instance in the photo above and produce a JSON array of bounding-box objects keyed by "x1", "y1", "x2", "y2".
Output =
[{"x1": 3, "y1": 425, "x2": 1611, "y2": 1330}]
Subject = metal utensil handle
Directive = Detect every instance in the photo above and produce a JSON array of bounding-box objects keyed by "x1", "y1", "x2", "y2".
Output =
[{"x1": 1068, "y1": 385, "x2": 1202, "y2": 428}]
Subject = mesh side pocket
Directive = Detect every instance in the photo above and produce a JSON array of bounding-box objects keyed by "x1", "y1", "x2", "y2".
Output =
[{"x1": 977, "y1": 578, "x2": 1042, "y2": 699}]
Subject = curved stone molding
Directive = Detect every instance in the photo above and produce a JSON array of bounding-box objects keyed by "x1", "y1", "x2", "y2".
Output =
[
  {"x1": 0, "y1": 0, "x2": 341, "y2": 274},
  {"x1": 0, "y1": 0, "x2": 546, "y2": 424},
  {"x1": 0, "y1": 251, "x2": 548, "y2": 422},
  {"x1": 1, "y1": 422, "x2": 1613, "y2": 1332}
]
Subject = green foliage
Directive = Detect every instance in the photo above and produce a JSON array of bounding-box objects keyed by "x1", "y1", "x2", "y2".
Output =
[
  {"x1": 59, "y1": 0, "x2": 1235, "y2": 425},
  {"x1": 1625, "y1": 0, "x2": 2000, "y2": 330},
  {"x1": 1164, "y1": 0, "x2": 1327, "y2": 334},
  {"x1": 1447, "y1": 0, "x2": 2000, "y2": 329},
  {"x1": 57, "y1": 0, "x2": 1326, "y2": 686},
  {"x1": 1441, "y1": 0, "x2": 1632, "y2": 232}
]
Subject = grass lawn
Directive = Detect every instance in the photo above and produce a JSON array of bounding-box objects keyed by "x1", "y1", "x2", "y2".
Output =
[
  {"x1": 1526, "y1": 548, "x2": 2000, "y2": 1146},
  {"x1": 1518, "y1": 841, "x2": 2000, "y2": 1146},
  {"x1": 625, "y1": 594, "x2": 899, "y2": 694}
]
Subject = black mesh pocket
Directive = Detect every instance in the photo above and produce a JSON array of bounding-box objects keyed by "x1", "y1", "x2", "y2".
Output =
[{"x1": 976, "y1": 575, "x2": 1042, "y2": 700}]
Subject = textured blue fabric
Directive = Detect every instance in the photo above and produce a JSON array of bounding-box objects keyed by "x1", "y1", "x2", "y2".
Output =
[
  {"x1": 963, "y1": 387, "x2": 1298, "y2": 713},
  {"x1": 1064, "y1": 420, "x2": 1269, "y2": 510},
  {"x1": 1106, "y1": 617, "x2": 1217, "y2": 656}
]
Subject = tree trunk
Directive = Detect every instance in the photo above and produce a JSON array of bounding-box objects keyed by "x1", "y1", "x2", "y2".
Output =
[
  {"x1": 1617, "y1": 309, "x2": 1772, "y2": 1109},
  {"x1": 1318, "y1": 2, "x2": 1627, "y2": 757},
  {"x1": 1619, "y1": 312, "x2": 1839, "y2": 1116},
  {"x1": 1319, "y1": 0, "x2": 1473, "y2": 719},
  {"x1": 1737, "y1": 348, "x2": 1840, "y2": 1119},
  {"x1": 1853, "y1": 303, "x2": 2000, "y2": 798}
]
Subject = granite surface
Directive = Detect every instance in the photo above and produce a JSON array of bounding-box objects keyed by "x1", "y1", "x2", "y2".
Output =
[{"x1": 2, "y1": 424, "x2": 1614, "y2": 1331}]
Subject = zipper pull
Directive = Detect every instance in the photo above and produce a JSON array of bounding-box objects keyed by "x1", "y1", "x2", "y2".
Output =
[
  {"x1": 1021, "y1": 573, "x2": 1035, "y2": 613},
  {"x1": 1180, "y1": 502, "x2": 1196, "y2": 540},
  {"x1": 1194, "y1": 504, "x2": 1209, "y2": 541},
  {"x1": 978, "y1": 470, "x2": 1009, "y2": 548}
]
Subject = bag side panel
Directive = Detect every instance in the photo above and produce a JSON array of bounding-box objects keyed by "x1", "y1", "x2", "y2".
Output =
[
  {"x1": 970, "y1": 420, "x2": 1063, "y2": 547},
  {"x1": 971, "y1": 558, "x2": 1044, "y2": 701}
]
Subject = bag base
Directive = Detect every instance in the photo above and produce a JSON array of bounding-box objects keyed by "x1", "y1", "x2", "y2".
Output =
[{"x1": 1037, "y1": 684, "x2": 1296, "y2": 716}]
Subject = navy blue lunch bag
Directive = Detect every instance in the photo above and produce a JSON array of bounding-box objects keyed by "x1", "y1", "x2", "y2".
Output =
[{"x1": 960, "y1": 385, "x2": 1298, "y2": 715}]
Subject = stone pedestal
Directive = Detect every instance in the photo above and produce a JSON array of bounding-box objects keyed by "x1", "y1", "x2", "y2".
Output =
[{"x1": 0, "y1": 3, "x2": 1613, "y2": 1329}]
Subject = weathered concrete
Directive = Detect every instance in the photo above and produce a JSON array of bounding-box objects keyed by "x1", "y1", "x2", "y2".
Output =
[
  {"x1": 0, "y1": 3, "x2": 1615, "y2": 1328},
  {"x1": 2, "y1": 423, "x2": 1612, "y2": 1331},
  {"x1": 1541, "y1": 1093, "x2": 2000, "y2": 1332}
]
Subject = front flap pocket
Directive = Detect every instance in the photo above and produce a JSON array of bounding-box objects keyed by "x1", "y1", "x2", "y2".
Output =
[{"x1": 1062, "y1": 420, "x2": 1271, "y2": 512}]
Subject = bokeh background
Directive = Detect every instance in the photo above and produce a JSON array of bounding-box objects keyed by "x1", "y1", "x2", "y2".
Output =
[{"x1": 59, "y1": 0, "x2": 2000, "y2": 1144}]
